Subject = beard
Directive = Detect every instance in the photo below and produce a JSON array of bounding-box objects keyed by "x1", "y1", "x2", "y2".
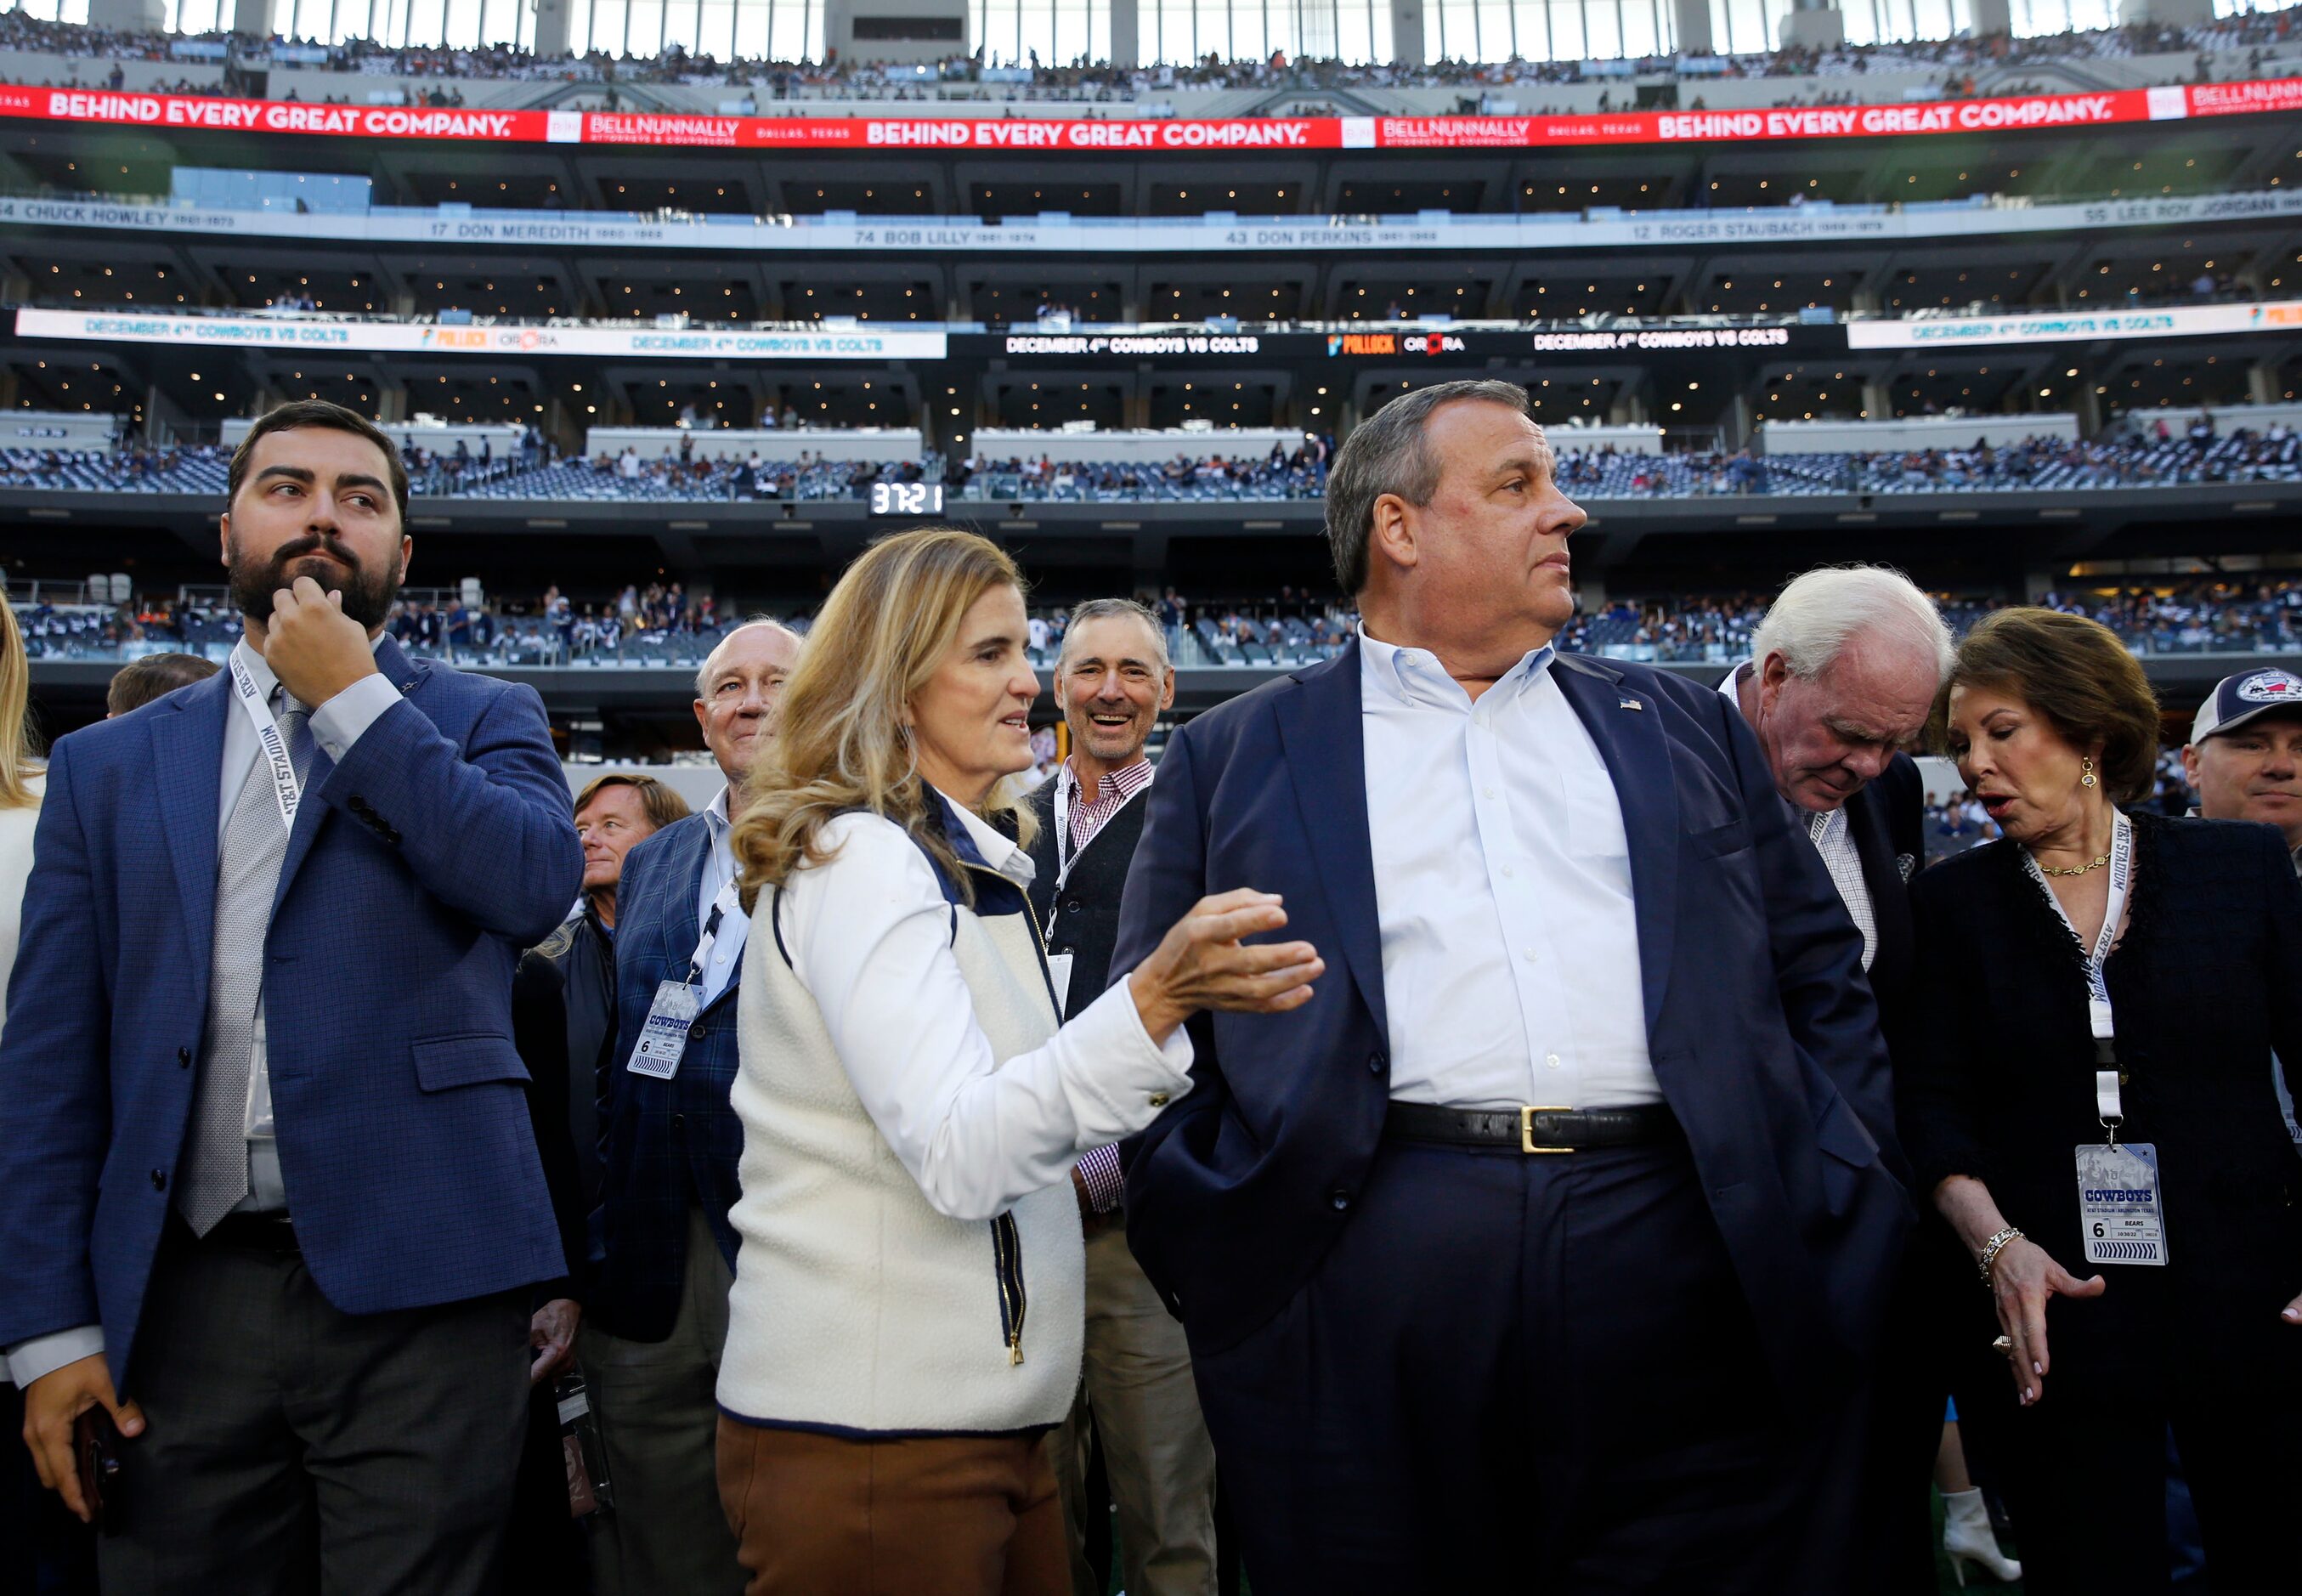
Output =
[{"x1": 228, "y1": 532, "x2": 401, "y2": 633}]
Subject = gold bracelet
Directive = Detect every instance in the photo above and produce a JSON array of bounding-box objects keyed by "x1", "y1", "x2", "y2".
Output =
[{"x1": 1976, "y1": 1226, "x2": 2023, "y2": 1287}]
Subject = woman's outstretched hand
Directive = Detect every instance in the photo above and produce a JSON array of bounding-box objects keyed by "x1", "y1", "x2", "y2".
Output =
[{"x1": 1126, "y1": 889, "x2": 1323, "y2": 1044}]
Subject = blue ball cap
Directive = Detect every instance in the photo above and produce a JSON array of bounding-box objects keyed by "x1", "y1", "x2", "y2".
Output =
[{"x1": 2191, "y1": 666, "x2": 2302, "y2": 745}]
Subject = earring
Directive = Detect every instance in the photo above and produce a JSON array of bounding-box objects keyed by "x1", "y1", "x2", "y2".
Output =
[{"x1": 2080, "y1": 756, "x2": 2098, "y2": 790}]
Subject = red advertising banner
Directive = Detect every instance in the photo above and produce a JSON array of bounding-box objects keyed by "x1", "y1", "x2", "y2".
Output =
[{"x1": 1, "y1": 77, "x2": 2295, "y2": 154}]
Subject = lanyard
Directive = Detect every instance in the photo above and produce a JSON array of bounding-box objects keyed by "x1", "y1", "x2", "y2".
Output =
[
  {"x1": 229, "y1": 652, "x2": 303, "y2": 831},
  {"x1": 2020, "y1": 808, "x2": 2134, "y2": 1129},
  {"x1": 1053, "y1": 763, "x2": 1081, "y2": 886},
  {"x1": 1052, "y1": 762, "x2": 1150, "y2": 895},
  {"x1": 685, "y1": 879, "x2": 743, "y2": 986}
]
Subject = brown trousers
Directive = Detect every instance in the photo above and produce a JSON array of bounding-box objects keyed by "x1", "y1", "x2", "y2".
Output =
[{"x1": 716, "y1": 1418, "x2": 1069, "y2": 1596}]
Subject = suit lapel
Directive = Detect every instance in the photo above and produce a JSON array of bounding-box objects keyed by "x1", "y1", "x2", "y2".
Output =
[
  {"x1": 1271, "y1": 642, "x2": 1388, "y2": 1042},
  {"x1": 151, "y1": 673, "x2": 229, "y2": 989},
  {"x1": 661, "y1": 818, "x2": 722, "y2": 993},
  {"x1": 1553, "y1": 656, "x2": 1679, "y2": 1039},
  {"x1": 1846, "y1": 784, "x2": 1912, "y2": 988}
]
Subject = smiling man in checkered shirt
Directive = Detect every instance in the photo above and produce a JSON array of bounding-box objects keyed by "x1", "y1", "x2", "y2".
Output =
[
  {"x1": 1022, "y1": 597, "x2": 1219, "y2": 1596},
  {"x1": 1722, "y1": 564, "x2": 1954, "y2": 1596}
]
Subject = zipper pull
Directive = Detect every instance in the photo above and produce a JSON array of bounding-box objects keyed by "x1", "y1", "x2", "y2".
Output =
[{"x1": 1008, "y1": 1333, "x2": 1024, "y2": 1367}]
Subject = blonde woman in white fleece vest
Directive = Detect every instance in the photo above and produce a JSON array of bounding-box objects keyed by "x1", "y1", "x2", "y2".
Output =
[{"x1": 719, "y1": 528, "x2": 1321, "y2": 1596}]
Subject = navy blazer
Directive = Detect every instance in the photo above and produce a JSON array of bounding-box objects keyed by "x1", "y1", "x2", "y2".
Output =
[
  {"x1": 591, "y1": 812, "x2": 747, "y2": 1341},
  {"x1": 0, "y1": 637, "x2": 580, "y2": 1389},
  {"x1": 1111, "y1": 642, "x2": 1910, "y2": 1389},
  {"x1": 1844, "y1": 753, "x2": 1925, "y2": 1066}
]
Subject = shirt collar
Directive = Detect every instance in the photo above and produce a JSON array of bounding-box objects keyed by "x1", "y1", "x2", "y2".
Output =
[
  {"x1": 231, "y1": 630, "x2": 387, "y2": 708},
  {"x1": 1718, "y1": 659, "x2": 1754, "y2": 715},
  {"x1": 229, "y1": 636, "x2": 280, "y2": 704},
  {"x1": 1357, "y1": 624, "x2": 1555, "y2": 712},
  {"x1": 931, "y1": 785, "x2": 1037, "y2": 888},
  {"x1": 1064, "y1": 754, "x2": 1152, "y2": 804},
  {"x1": 705, "y1": 784, "x2": 733, "y2": 834}
]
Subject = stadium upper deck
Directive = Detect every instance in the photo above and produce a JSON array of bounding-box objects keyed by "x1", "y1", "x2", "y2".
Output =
[{"x1": 8, "y1": 8, "x2": 2302, "y2": 132}]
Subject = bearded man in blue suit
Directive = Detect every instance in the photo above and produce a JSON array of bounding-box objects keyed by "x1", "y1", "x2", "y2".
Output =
[
  {"x1": 0, "y1": 401, "x2": 580, "y2": 1594},
  {"x1": 1111, "y1": 380, "x2": 1909, "y2": 1595}
]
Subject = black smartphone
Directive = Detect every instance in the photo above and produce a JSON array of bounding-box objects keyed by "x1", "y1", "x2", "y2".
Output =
[{"x1": 72, "y1": 1406, "x2": 122, "y2": 1537}]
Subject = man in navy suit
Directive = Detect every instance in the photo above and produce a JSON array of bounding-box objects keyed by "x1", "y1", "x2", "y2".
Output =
[
  {"x1": 1111, "y1": 380, "x2": 1909, "y2": 1594},
  {"x1": 0, "y1": 399, "x2": 580, "y2": 1593},
  {"x1": 585, "y1": 616, "x2": 799, "y2": 1596}
]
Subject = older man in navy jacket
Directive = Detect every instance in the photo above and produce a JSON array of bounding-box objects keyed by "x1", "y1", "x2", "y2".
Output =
[
  {"x1": 586, "y1": 617, "x2": 800, "y2": 1596},
  {"x1": 1112, "y1": 380, "x2": 1909, "y2": 1594},
  {"x1": 0, "y1": 401, "x2": 580, "y2": 1594}
]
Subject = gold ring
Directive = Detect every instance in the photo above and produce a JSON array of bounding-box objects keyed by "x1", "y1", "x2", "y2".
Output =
[{"x1": 1992, "y1": 1335, "x2": 2014, "y2": 1354}]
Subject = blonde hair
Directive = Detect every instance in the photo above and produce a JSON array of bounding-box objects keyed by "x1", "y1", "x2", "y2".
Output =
[
  {"x1": 0, "y1": 599, "x2": 43, "y2": 809},
  {"x1": 735, "y1": 527, "x2": 1038, "y2": 906}
]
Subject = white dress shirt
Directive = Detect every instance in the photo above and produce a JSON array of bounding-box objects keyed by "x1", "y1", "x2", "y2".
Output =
[
  {"x1": 694, "y1": 785, "x2": 751, "y2": 1009},
  {"x1": 772, "y1": 792, "x2": 1192, "y2": 1220},
  {"x1": 1359, "y1": 629, "x2": 1658, "y2": 1111},
  {"x1": 5, "y1": 637, "x2": 400, "y2": 1389},
  {"x1": 1718, "y1": 661, "x2": 1877, "y2": 971}
]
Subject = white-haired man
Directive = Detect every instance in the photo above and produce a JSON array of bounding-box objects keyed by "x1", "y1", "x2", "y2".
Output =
[
  {"x1": 586, "y1": 618, "x2": 800, "y2": 1596},
  {"x1": 1722, "y1": 565, "x2": 1988, "y2": 1595}
]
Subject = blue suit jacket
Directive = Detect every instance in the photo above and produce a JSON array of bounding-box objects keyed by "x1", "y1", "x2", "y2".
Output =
[
  {"x1": 1111, "y1": 642, "x2": 1910, "y2": 1391},
  {"x1": 591, "y1": 812, "x2": 746, "y2": 1341},
  {"x1": 0, "y1": 637, "x2": 582, "y2": 1389}
]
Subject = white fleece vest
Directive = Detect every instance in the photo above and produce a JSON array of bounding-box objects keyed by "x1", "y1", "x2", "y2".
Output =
[{"x1": 717, "y1": 851, "x2": 1084, "y2": 1437}]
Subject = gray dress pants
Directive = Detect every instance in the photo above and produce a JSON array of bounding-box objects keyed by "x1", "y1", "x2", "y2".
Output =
[
  {"x1": 579, "y1": 1206, "x2": 745, "y2": 1596},
  {"x1": 98, "y1": 1219, "x2": 529, "y2": 1596}
]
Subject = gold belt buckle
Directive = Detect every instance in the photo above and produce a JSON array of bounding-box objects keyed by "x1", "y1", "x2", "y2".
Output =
[{"x1": 1519, "y1": 1106, "x2": 1575, "y2": 1154}]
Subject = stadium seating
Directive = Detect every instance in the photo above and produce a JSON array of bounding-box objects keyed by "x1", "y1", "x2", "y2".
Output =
[{"x1": 12, "y1": 422, "x2": 2302, "y2": 503}]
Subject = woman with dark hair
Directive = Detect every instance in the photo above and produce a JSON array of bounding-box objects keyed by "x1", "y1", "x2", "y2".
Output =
[{"x1": 1904, "y1": 606, "x2": 2302, "y2": 1593}]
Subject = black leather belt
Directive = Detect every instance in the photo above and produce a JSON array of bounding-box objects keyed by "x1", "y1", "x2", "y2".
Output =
[
  {"x1": 199, "y1": 1212, "x2": 301, "y2": 1254},
  {"x1": 1383, "y1": 1101, "x2": 1679, "y2": 1153}
]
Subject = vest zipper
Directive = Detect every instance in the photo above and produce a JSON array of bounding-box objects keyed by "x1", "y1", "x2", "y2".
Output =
[
  {"x1": 991, "y1": 1209, "x2": 1027, "y2": 1366},
  {"x1": 957, "y1": 857, "x2": 1049, "y2": 1369}
]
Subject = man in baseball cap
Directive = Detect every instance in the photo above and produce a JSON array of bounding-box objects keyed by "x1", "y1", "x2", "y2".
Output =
[
  {"x1": 2185, "y1": 665, "x2": 2302, "y2": 1158},
  {"x1": 2184, "y1": 665, "x2": 2302, "y2": 874}
]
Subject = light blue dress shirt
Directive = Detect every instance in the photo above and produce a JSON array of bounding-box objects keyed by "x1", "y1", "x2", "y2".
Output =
[{"x1": 693, "y1": 786, "x2": 750, "y2": 1010}]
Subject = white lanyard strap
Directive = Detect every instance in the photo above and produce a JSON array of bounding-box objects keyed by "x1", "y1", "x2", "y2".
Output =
[
  {"x1": 1052, "y1": 762, "x2": 1077, "y2": 883},
  {"x1": 229, "y1": 653, "x2": 303, "y2": 830},
  {"x1": 686, "y1": 878, "x2": 743, "y2": 985},
  {"x1": 2020, "y1": 809, "x2": 2134, "y2": 1123}
]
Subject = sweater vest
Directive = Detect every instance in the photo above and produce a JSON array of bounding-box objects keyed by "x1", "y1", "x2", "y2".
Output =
[{"x1": 717, "y1": 818, "x2": 1084, "y2": 1438}]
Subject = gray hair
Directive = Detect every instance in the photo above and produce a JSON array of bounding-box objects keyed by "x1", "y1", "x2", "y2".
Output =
[
  {"x1": 1751, "y1": 565, "x2": 1955, "y2": 685},
  {"x1": 693, "y1": 615, "x2": 804, "y2": 699},
  {"x1": 1322, "y1": 378, "x2": 1533, "y2": 596},
  {"x1": 1055, "y1": 597, "x2": 1170, "y2": 677}
]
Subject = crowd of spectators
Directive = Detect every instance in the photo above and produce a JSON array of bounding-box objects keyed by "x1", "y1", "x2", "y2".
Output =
[
  {"x1": 951, "y1": 437, "x2": 1332, "y2": 502},
  {"x1": 10, "y1": 417, "x2": 2302, "y2": 504},
  {"x1": 19, "y1": 575, "x2": 2302, "y2": 676},
  {"x1": 3, "y1": 11, "x2": 2299, "y2": 107}
]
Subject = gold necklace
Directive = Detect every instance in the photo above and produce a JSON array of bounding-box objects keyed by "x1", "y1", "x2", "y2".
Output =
[{"x1": 2034, "y1": 849, "x2": 2111, "y2": 878}]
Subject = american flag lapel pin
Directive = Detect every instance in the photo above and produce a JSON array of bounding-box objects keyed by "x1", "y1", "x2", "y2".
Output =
[{"x1": 1620, "y1": 697, "x2": 1643, "y2": 711}]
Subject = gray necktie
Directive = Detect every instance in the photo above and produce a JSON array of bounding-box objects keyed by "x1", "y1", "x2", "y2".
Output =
[{"x1": 178, "y1": 693, "x2": 313, "y2": 1235}]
